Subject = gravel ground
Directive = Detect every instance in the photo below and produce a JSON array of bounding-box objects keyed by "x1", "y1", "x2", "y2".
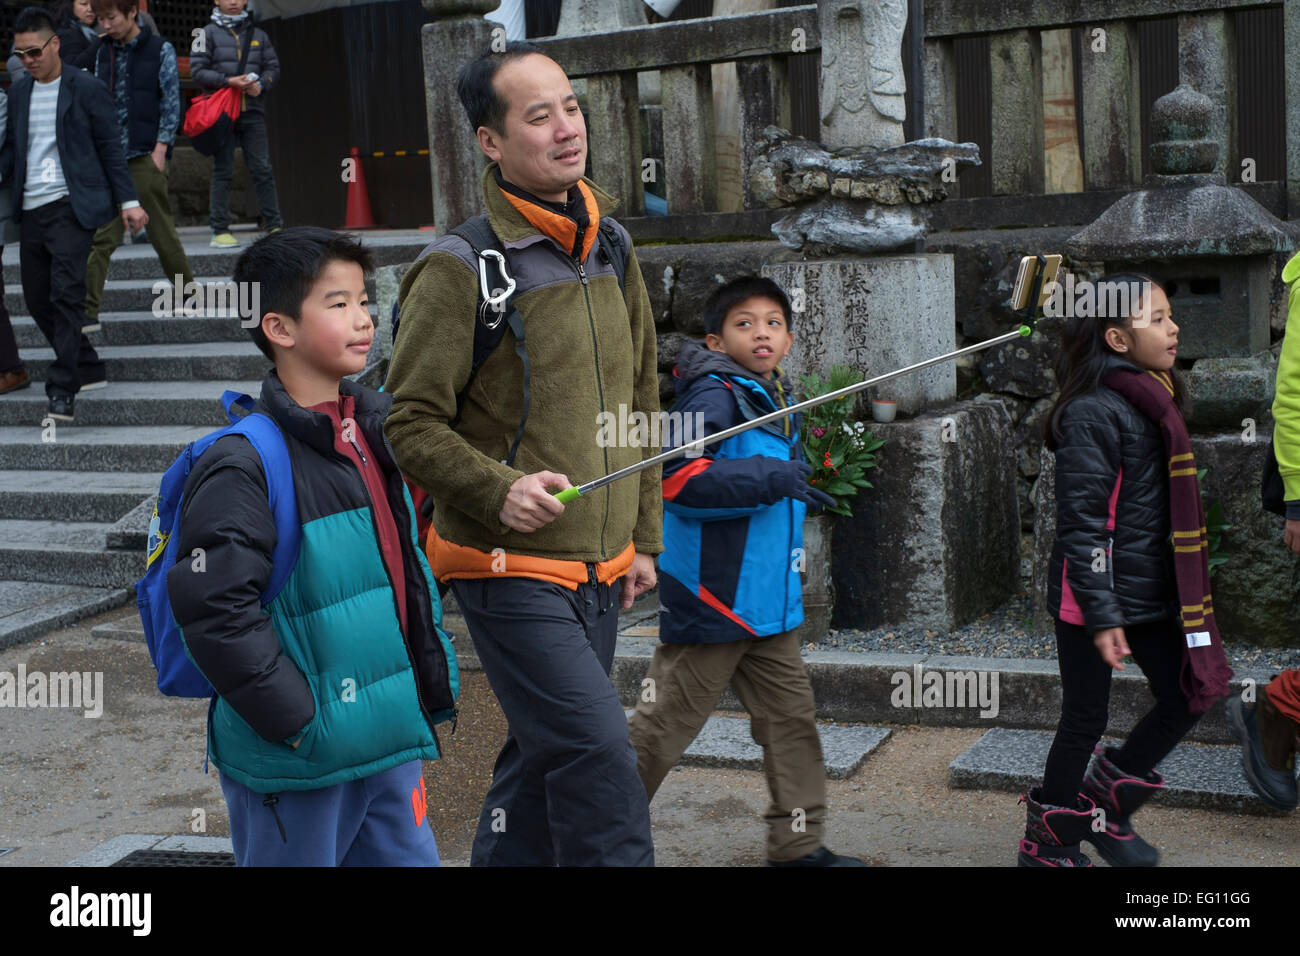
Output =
[{"x1": 816, "y1": 590, "x2": 1300, "y2": 672}]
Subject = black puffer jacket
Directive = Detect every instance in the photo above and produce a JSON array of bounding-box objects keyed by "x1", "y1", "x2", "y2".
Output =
[
  {"x1": 1047, "y1": 354, "x2": 1180, "y2": 631},
  {"x1": 189, "y1": 20, "x2": 280, "y2": 114}
]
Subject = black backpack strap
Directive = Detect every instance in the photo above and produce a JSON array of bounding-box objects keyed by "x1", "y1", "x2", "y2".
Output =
[
  {"x1": 447, "y1": 216, "x2": 530, "y2": 468},
  {"x1": 596, "y1": 219, "x2": 629, "y2": 295}
]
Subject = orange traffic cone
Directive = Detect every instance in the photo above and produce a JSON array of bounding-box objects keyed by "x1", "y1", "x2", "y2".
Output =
[{"x1": 343, "y1": 146, "x2": 377, "y2": 229}]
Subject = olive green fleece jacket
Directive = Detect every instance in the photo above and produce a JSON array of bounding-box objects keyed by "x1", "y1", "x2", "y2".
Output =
[{"x1": 384, "y1": 164, "x2": 663, "y2": 562}]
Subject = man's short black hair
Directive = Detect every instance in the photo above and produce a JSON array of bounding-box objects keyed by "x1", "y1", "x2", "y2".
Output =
[
  {"x1": 702, "y1": 276, "x2": 794, "y2": 336},
  {"x1": 455, "y1": 40, "x2": 550, "y2": 134},
  {"x1": 233, "y1": 226, "x2": 374, "y2": 362},
  {"x1": 15, "y1": 6, "x2": 57, "y2": 35}
]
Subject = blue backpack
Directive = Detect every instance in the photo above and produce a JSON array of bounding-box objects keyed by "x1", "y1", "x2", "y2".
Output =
[{"x1": 136, "y1": 391, "x2": 301, "y2": 698}]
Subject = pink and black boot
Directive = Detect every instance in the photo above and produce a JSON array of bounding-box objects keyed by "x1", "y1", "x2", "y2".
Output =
[
  {"x1": 1017, "y1": 788, "x2": 1096, "y2": 867},
  {"x1": 1080, "y1": 746, "x2": 1164, "y2": 867}
]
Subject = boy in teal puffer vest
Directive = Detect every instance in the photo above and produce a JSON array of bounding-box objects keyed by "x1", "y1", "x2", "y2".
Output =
[{"x1": 166, "y1": 227, "x2": 458, "y2": 866}]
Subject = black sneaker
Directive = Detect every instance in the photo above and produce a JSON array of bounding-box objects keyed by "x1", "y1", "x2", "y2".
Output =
[
  {"x1": 1225, "y1": 696, "x2": 1299, "y2": 811},
  {"x1": 81, "y1": 318, "x2": 102, "y2": 334},
  {"x1": 46, "y1": 394, "x2": 74, "y2": 421},
  {"x1": 78, "y1": 375, "x2": 108, "y2": 392},
  {"x1": 766, "y1": 847, "x2": 868, "y2": 867}
]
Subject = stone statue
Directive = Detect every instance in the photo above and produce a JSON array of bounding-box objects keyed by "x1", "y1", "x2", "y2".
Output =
[{"x1": 820, "y1": 0, "x2": 908, "y2": 150}]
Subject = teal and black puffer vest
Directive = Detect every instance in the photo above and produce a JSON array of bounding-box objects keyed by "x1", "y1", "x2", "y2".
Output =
[{"x1": 169, "y1": 371, "x2": 458, "y2": 792}]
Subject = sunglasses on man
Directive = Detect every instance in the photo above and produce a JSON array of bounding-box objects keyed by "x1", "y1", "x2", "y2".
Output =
[{"x1": 13, "y1": 35, "x2": 55, "y2": 61}]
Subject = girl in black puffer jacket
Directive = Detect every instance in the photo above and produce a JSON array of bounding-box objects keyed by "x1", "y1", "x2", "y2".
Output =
[{"x1": 1019, "y1": 274, "x2": 1200, "y2": 868}]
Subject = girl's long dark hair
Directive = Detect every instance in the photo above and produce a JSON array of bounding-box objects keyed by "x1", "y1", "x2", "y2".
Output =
[{"x1": 1045, "y1": 272, "x2": 1188, "y2": 450}]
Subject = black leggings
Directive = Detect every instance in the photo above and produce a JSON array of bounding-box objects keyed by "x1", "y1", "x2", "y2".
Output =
[{"x1": 1041, "y1": 617, "x2": 1198, "y2": 807}]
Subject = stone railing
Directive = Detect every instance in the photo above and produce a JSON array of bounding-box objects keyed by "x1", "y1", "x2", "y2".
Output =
[
  {"x1": 922, "y1": 0, "x2": 1298, "y2": 216},
  {"x1": 420, "y1": 0, "x2": 820, "y2": 233}
]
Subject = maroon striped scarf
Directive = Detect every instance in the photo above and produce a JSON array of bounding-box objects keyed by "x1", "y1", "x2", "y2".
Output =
[{"x1": 1103, "y1": 366, "x2": 1234, "y2": 714}]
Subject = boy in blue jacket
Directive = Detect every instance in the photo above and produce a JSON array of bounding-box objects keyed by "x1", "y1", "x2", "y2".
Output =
[
  {"x1": 627, "y1": 276, "x2": 865, "y2": 867},
  {"x1": 166, "y1": 227, "x2": 458, "y2": 866}
]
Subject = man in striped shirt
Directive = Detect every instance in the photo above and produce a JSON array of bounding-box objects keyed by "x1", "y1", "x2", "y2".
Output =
[{"x1": 0, "y1": 6, "x2": 145, "y2": 421}]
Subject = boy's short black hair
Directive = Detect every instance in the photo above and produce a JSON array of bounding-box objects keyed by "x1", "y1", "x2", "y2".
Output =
[
  {"x1": 702, "y1": 276, "x2": 793, "y2": 336},
  {"x1": 15, "y1": 6, "x2": 57, "y2": 35},
  {"x1": 455, "y1": 40, "x2": 549, "y2": 134},
  {"x1": 233, "y1": 226, "x2": 374, "y2": 362}
]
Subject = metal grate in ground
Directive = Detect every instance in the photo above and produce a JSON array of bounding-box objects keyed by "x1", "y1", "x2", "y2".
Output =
[{"x1": 110, "y1": 849, "x2": 235, "y2": 867}]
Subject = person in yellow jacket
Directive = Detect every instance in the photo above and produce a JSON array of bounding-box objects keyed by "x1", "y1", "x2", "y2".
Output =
[
  {"x1": 1224, "y1": 250, "x2": 1300, "y2": 812},
  {"x1": 384, "y1": 42, "x2": 660, "y2": 866}
]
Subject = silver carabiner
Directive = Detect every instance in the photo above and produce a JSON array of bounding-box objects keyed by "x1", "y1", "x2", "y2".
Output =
[{"x1": 478, "y1": 249, "x2": 516, "y2": 330}]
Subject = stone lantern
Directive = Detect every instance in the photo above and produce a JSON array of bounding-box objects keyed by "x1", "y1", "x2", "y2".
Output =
[
  {"x1": 1065, "y1": 84, "x2": 1293, "y2": 426},
  {"x1": 1032, "y1": 83, "x2": 1300, "y2": 644}
]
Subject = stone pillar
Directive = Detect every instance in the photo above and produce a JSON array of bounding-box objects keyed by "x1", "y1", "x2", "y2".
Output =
[
  {"x1": 714, "y1": 0, "x2": 780, "y2": 213},
  {"x1": 1178, "y1": 11, "x2": 1236, "y2": 177},
  {"x1": 585, "y1": 72, "x2": 645, "y2": 216},
  {"x1": 1286, "y1": 0, "x2": 1300, "y2": 217},
  {"x1": 922, "y1": 37, "x2": 958, "y2": 197},
  {"x1": 819, "y1": 0, "x2": 908, "y2": 150},
  {"x1": 989, "y1": 29, "x2": 1044, "y2": 196},
  {"x1": 737, "y1": 56, "x2": 791, "y2": 209},
  {"x1": 762, "y1": 254, "x2": 956, "y2": 416},
  {"x1": 1078, "y1": 20, "x2": 1139, "y2": 189},
  {"x1": 556, "y1": 0, "x2": 646, "y2": 34},
  {"x1": 1042, "y1": 29, "x2": 1083, "y2": 193},
  {"x1": 421, "y1": 0, "x2": 499, "y2": 233},
  {"x1": 832, "y1": 400, "x2": 1021, "y2": 632},
  {"x1": 661, "y1": 64, "x2": 717, "y2": 213}
]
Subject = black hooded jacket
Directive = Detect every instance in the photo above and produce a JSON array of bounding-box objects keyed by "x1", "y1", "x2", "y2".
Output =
[{"x1": 1047, "y1": 353, "x2": 1180, "y2": 631}]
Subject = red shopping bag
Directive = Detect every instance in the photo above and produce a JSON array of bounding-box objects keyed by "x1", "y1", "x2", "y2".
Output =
[{"x1": 183, "y1": 86, "x2": 242, "y2": 157}]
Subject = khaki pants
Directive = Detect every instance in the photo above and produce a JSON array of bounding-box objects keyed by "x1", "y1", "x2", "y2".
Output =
[
  {"x1": 84, "y1": 155, "x2": 194, "y2": 319},
  {"x1": 628, "y1": 631, "x2": 826, "y2": 862}
]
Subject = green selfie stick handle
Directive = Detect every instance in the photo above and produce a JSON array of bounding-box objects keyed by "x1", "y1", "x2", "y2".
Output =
[{"x1": 554, "y1": 487, "x2": 582, "y2": 503}]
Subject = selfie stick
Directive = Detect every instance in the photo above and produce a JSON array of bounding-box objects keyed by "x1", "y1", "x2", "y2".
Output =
[{"x1": 553, "y1": 255, "x2": 1053, "y2": 504}]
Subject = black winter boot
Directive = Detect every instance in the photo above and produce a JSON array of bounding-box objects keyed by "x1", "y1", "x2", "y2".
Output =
[
  {"x1": 1017, "y1": 788, "x2": 1096, "y2": 867},
  {"x1": 1081, "y1": 746, "x2": 1163, "y2": 867}
]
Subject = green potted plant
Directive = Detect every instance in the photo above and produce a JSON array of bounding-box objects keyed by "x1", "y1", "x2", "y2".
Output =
[{"x1": 795, "y1": 365, "x2": 885, "y2": 640}]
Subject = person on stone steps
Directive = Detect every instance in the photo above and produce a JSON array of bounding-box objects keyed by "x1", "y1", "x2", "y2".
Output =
[
  {"x1": 189, "y1": 0, "x2": 283, "y2": 248},
  {"x1": 1224, "y1": 249, "x2": 1300, "y2": 812},
  {"x1": 82, "y1": 0, "x2": 194, "y2": 329},
  {"x1": 1025, "y1": 273, "x2": 1233, "y2": 867},
  {"x1": 626, "y1": 276, "x2": 864, "y2": 867},
  {"x1": 0, "y1": 5, "x2": 146, "y2": 422},
  {"x1": 0, "y1": 85, "x2": 30, "y2": 396}
]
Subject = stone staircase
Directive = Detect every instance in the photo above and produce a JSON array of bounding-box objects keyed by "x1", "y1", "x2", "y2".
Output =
[{"x1": 0, "y1": 228, "x2": 430, "y2": 647}]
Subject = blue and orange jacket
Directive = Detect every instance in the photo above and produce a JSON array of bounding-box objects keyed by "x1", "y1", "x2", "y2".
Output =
[{"x1": 658, "y1": 341, "x2": 806, "y2": 643}]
